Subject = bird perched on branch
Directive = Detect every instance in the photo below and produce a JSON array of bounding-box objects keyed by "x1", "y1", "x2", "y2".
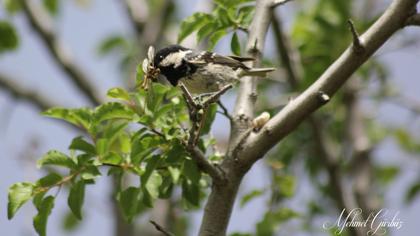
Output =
[{"x1": 152, "y1": 45, "x2": 275, "y2": 94}]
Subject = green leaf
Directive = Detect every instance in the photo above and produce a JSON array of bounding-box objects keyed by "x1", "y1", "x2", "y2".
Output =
[
  {"x1": 240, "y1": 189, "x2": 265, "y2": 208},
  {"x1": 208, "y1": 29, "x2": 227, "y2": 50},
  {"x1": 374, "y1": 166, "x2": 399, "y2": 185},
  {"x1": 182, "y1": 158, "x2": 201, "y2": 184},
  {"x1": 274, "y1": 175, "x2": 296, "y2": 198},
  {"x1": 158, "y1": 175, "x2": 174, "y2": 198},
  {"x1": 405, "y1": 182, "x2": 420, "y2": 204},
  {"x1": 178, "y1": 12, "x2": 213, "y2": 43},
  {"x1": 0, "y1": 21, "x2": 19, "y2": 53},
  {"x1": 237, "y1": 5, "x2": 255, "y2": 26},
  {"x1": 145, "y1": 171, "x2": 163, "y2": 199},
  {"x1": 97, "y1": 36, "x2": 128, "y2": 56},
  {"x1": 33, "y1": 196, "x2": 55, "y2": 236},
  {"x1": 3, "y1": 0, "x2": 22, "y2": 14},
  {"x1": 256, "y1": 208, "x2": 299, "y2": 236},
  {"x1": 80, "y1": 166, "x2": 101, "y2": 180},
  {"x1": 201, "y1": 103, "x2": 218, "y2": 135},
  {"x1": 36, "y1": 173, "x2": 62, "y2": 187},
  {"x1": 8, "y1": 182, "x2": 35, "y2": 219},
  {"x1": 93, "y1": 102, "x2": 135, "y2": 124},
  {"x1": 42, "y1": 0, "x2": 59, "y2": 15},
  {"x1": 42, "y1": 107, "x2": 92, "y2": 130},
  {"x1": 182, "y1": 179, "x2": 200, "y2": 207},
  {"x1": 107, "y1": 87, "x2": 130, "y2": 101},
  {"x1": 141, "y1": 156, "x2": 161, "y2": 185},
  {"x1": 102, "y1": 152, "x2": 123, "y2": 165},
  {"x1": 196, "y1": 22, "x2": 217, "y2": 43},
  {"x1": 394, "y1": 129, "x2": 420, "y2": 153},
  {"x1": 37, "y1": 150, "x2": 76, "y2": 169},
  {"x1": 62, "y1": 211, "x2": 81, "y2": 231},
  {"x1": 231, "y1": 32, "x2": 241, "y2": 56},
  {"x1": 118, "y1": 187, "x2": 140, "y2": 223},
  {"x1": 69, "y1": 136, "x2": 96, "y2": 155},
  {"x1": 68, "y1": 181, "x2": 85, "y2": 220},
  {"x1": 168, "y1": 166, "x2": 181, "y2": 184}
]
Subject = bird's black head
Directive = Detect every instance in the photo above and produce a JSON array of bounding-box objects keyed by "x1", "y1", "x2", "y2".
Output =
[
  {"x1": 154, "y1": 45, "x2": 189, "y2": 67},
  {"x1": 153, "y1": 45, "x2": 194, "y2": 86}
]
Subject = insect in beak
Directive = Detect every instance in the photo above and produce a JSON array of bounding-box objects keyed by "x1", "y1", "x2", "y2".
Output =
[{"x1": 140, "y1": 46, "x2": 160, "y2": 91}]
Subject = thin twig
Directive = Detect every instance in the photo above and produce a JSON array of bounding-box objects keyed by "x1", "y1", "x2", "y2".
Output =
[
  {"x1": 203, "y1": 84, "x2": 233, "y2": 107},
  {"x1": 217, "y1": 101, "x2": 233, "y2": 122},
  {"x1": 178, "y1": 83, "x2": 228, "y2": 183},
  {"x1": 149, "y1": 220, "x2": 175, "y2": 236}
]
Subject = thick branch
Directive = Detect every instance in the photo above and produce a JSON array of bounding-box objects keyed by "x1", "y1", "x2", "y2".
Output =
[
  {"x1": 199, "y1": 1, "x2": 278, "y2": 235},
  {"x1": 240, "y1": 0, "x2": 418, "y2": 166},
  {"x1": 229, "y1": 0, "x2": 273, "y2": 153},
  {"x1": 0, "y1": 73, "x2": 57, "y2": 110},
  {"x1": 20, "y1": 0, "x2": 102, "y2": 105}
]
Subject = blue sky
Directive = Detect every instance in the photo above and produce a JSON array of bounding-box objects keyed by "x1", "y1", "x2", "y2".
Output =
[{"x1": 1, "y1": 1, "x2": 420, "y2": 235}]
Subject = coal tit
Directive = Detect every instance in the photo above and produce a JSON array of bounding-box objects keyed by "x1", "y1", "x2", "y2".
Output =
[{"x1": 153, "y1": 45, "x2": 275, "y2": 94}]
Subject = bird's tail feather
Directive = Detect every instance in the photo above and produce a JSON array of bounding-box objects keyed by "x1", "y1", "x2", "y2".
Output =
[{"x1": 242, "y1": 68, "x2": 276, "y2": 77}]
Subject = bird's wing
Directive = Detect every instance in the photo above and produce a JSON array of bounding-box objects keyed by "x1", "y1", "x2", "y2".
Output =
[{"x1": 185, "y1": 51, "x2": 249, "y2": 69}]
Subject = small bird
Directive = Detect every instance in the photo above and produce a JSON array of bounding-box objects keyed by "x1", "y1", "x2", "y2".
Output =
[{"x1": 153, "y1": 45, "x2": 275, "y2": 94}]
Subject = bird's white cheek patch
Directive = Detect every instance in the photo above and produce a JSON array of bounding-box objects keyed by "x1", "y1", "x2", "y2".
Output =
[{"x1": 160, "y1": 50, "x2": 192, "y2": 68}]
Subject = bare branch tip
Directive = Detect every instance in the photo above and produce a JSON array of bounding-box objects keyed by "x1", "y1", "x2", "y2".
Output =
[{"x1": 347, "y1": 19, "x2": 365, "y2": 54}]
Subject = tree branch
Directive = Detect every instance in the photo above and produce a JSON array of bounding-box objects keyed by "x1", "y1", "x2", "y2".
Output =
[
  {"x1": 406, "y1": 13, "x2": 420, "y2": 26},
  {"x1": 20, "y1": 0, "x2": 102, "y2": 105},
  {"x1": 271, "y1": 12, "x2": 303, "y2": 88},
  {"x1": 149, "y1": 220, "x2": 175, "y2": 236},
  {"x1": 0, "y1": 73, "x2": 58, "y2": 110},
  {"x1": 178, "y1": 83, "x2": 227, "y2": 183},
  {"x1": 272, "y1": 13, "x2": 364, "y2": 236},
  {"x1": 229, "y1": 0, "x2": 273, "y2": 155},
  {"x1": 271, "y1": 0, "x2": 294, "y2": 7},
  {"x1": 240, "y1": 0, "x2": 419, "y2": 166},
  {"x1": 199, "y1": 1, "x2": 278, "y2": 235}
]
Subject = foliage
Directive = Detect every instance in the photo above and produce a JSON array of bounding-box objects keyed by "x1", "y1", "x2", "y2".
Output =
[
  {"x1": 0, "y1": 21, "x2": 19, "y2": 53},
  {"x1": 178, "y1": 0, "x2": 255, "y2": 54},
  {"x1": 7, "y1": 83, "x2": 219, "y2": 235}
]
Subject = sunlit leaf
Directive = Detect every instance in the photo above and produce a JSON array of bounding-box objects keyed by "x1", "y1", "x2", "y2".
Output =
[
  {"x1": 8, "y1": 182, "x2": 34, "y2": 219},
  {"x1": 37, "y1": 150, "x2": 76, "y2": 169},
  {"x1": 107, "y1": 87, "x2": 130, "y2": 101},
  {"x1": 178, "y1": 12, "x2": 213, "y2": 43}
]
